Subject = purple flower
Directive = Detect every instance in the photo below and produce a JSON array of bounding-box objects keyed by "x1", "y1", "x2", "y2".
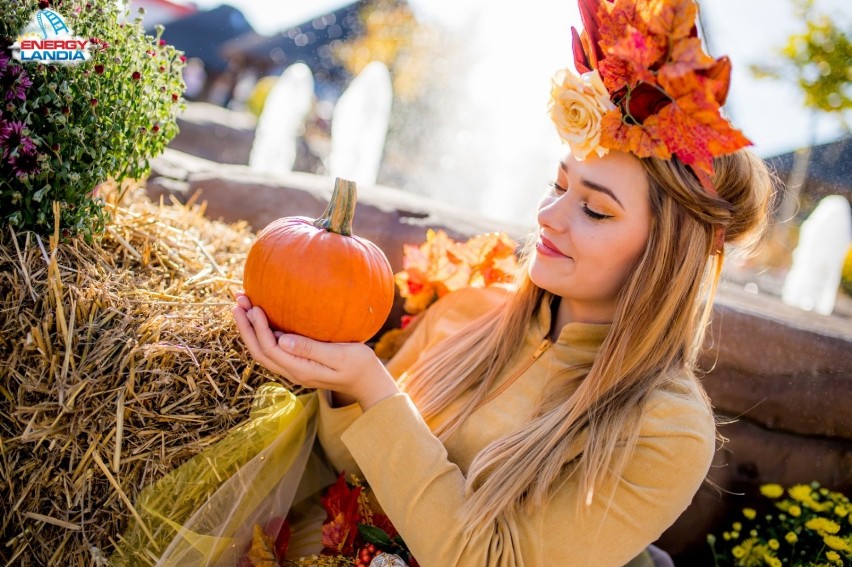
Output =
[
  {"x1": 0, "y1": 120, "x2": 37, "y2": 159},
  {"x1": 0, "y1": 64, "x2": 33, "y2": 101},
  {"x1": 9, "y1": 147, "x2": 40, "y2": 178},
  {"x1": 0, "y1": 53, "x2": 10, "y2": 73}
]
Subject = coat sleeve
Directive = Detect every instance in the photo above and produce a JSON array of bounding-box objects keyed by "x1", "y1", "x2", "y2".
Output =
[
  {"x1": 317, "y1": 287, "x2": 510, "y2": 475},
  {"x1": 340, "y1": 389, "x2": 716, "y2": 567}
]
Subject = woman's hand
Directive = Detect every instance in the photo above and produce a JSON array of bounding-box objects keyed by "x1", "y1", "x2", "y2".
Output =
[{"x1": 232, "y1": 292, "x2": 399, "y2": 410}]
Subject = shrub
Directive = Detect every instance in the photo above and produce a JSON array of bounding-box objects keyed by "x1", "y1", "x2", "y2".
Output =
[{"x1": 0, "y1": 0, "x2": 184, "y2": 238}]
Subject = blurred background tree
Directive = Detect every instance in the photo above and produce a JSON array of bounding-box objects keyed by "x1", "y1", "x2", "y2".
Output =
[{"x1": 750, "y1": 0, "x2": 851, "y2": 260}]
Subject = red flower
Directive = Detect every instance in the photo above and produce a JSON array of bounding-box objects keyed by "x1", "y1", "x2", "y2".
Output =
[
  {"x1": 321, "y1": 472, "x2": 362, "y2": 555},
  {"x1": 38, "y1": 0, "x2": 50, "y2": 9},
  {"x1": 159, "y1": 39, "x2": 167, "y2": 47},
  {"x1": 152, "y1": 124, "x2": 160, "y2": 133},
  {"x1": 90, "y1": 98, "x2": 98, "y2": 106},
  {"x1": 131, "y1": 71, "x2": 141, "y2": 80},
  {"x1": 179, "y1": 55, "x2": 187, "y2": 63},
  {"x1": 171, "y1": 93, "x2": 179, "y2": 102},
  {"x1": 94, "y1": 64, "x2": 104, "y2": 74}
]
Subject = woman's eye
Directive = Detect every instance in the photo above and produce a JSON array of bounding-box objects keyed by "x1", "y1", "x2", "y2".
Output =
[
  {"x1": 549, "y1": 182, "x2": 566, "y2": 194},
  {"x1": 582, "y1": 204, "x2": 612, "y2": 220}
]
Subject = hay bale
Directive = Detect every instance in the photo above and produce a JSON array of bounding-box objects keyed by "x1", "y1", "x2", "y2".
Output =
[{"x1": 0, "y1": 188, "x2": 296, "y2": 565}]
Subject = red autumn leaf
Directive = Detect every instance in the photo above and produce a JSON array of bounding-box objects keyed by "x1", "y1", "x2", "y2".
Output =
[
  {"x1": 571, "y1": 27, "x2": 591, "y2": 74},
  {"x1": 245, "y1": 524, "x2": 279, "y2": 567},
  {"x1": 576, "y1": 0, "x2": 608, "y2": 69},
  {"x1": 655, "y1": 88, "x2": 751, "y2": 175},
  {"x1": 647, "y1": 0, "x2": 698, "y2": 42},
  {"x1": 263, "y1": 516, "x2": 291, "y2": 560},
  {"x1": 321, "y1": 472, "x2": 362, "y2": 555}
]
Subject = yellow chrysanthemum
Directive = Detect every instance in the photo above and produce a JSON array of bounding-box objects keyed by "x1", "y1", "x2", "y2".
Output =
[
  {"x1": 761, "y1": 484, "x2": 785, "y2": 499},
  {"x1": 762, "y1": 554, "x2": 782, "y2": 567},
  {"x1": 785, "y1": 532, "x2": 798, "y2": 544},
  {"x1": 806, "y1": 517, "x2": 841, "y2": 535},
  {"x1": 768, "y1": 539, "x2": 780, "y2": 550},
  {"x1": 732, "y1": 546, "x2": 746, "y2": 559},
  {"x1": 823, "y1": 535, "x2": 850, "y2": 551},
  {"x1": 789, "y1": 505, "x2": 802, "y2": 517},
  {"x1": 825, "y1": 550, "x2": 842, "y2": 565},
  {"x1": 789, "y1": 484, "x2": 813, "y2": 502},
  {"x1": 733, "y1": 522, "x2": 743, "y2": 532},
  {"x1": 743, "y1": 508, "x2": 757, "y2": 520},
  {"x1": 835, "y1": 506, "x2": 849, "y2": 518}
]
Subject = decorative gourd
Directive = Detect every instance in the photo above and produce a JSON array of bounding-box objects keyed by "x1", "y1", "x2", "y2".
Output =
[{"x1": 243, "y1": 178, "x2": 394, "y2": 343}]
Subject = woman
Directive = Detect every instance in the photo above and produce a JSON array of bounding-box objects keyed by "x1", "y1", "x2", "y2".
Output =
[{"x1": 233, "y1": 0, "x2": 774, "y2": 564}]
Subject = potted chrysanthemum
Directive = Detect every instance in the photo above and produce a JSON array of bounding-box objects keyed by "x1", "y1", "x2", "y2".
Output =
[
  {"x1": 709, "y1": 482, "x2": 852, "y2": 567},
  {"x1": 0, "y1": 0, "x2": 184, "y2": 239}
]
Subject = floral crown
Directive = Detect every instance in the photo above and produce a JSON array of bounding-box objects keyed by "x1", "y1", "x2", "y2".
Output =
[{"x1": 549, "y1": 0, "x2": 752, "y2": 192}]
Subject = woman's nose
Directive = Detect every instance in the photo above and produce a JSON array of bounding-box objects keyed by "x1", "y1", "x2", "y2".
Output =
[{"x1": 538, "y1": 194, "x2": 570, "y2": 234}]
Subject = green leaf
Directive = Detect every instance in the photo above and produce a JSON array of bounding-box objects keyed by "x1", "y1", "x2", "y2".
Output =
[{"x1": 358, "y1": 524, "x2": 394, "y2": 546}]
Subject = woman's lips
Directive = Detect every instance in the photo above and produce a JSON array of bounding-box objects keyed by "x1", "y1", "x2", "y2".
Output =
[{"x1": 536, "y1": 236, "x2": 569, "y2": 258}]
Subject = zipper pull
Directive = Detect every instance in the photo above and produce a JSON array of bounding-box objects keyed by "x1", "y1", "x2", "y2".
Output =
[{"x1": 532, "y1": 339, "x2": 551, "y2": 360}]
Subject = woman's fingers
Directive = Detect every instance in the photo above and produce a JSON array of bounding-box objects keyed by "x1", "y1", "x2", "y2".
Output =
[
  {"x1": 232, "y1": 305, "x2": 290, "y2": 377},
  {"x1": 235, "y1": 293, "x2": 252, "y2": 311}
]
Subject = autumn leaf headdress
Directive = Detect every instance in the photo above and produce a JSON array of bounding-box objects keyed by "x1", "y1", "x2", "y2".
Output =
[{"x1": 549, "y1": 0, "x2": 752, "y2": 193}]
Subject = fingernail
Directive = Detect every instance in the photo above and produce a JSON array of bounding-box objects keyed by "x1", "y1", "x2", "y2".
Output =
[
  {"x1": 247, "y1": 308, "x2": 255, "y2": 320},
  {"x1": 280, "y1": 336, "x2": 295, "y2": 351}
]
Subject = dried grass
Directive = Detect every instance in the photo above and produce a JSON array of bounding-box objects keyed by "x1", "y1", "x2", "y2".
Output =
[{"x1": 0, "y1": 186, "x2": 297, "y2": 565}]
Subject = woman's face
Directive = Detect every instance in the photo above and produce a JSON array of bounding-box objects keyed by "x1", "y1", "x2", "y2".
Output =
[{"x1": 529, "y1": 150, "x2": 652, "y2": 322}]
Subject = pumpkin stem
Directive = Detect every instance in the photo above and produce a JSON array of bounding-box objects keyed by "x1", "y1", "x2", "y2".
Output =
[{"x1": 314, "y1": 178, "x2": 356, "y2": 236}]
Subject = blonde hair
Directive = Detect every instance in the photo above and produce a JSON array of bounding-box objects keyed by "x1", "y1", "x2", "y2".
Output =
[{"x1": 399, "y1": 149, "x2": 774, "y2": 529}]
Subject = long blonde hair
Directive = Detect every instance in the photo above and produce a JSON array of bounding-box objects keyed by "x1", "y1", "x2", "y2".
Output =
[{"x1": 399, "y1": 149, "x2": 774, "y2": 528}]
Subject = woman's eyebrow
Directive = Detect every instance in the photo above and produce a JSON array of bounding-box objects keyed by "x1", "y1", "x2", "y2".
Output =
[{"x1": 559, "y1": 161, "x2": 625, "y2": 210}]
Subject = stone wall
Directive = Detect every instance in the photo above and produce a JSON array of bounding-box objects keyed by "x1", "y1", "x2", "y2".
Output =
[{"x1": 147, "y1": 149, "x2": 852, "y2": 562}]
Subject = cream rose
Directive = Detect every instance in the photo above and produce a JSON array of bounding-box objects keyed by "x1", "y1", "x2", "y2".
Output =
[{"x1": 548, "y1": 69, "x2": 616, "y2": 160}]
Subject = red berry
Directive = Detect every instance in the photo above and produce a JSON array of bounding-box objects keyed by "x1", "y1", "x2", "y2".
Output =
[
  {"x1": 152, "y1": 124, "x2": 160, "y2": 133},
  {"x1": 367, "y1": 544, "x2": 376, "y2": 553}
]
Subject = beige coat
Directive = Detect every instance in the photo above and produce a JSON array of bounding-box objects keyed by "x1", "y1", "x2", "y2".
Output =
[{"x1": 317, "y1": 287, "x2": 715, "y2": 567}]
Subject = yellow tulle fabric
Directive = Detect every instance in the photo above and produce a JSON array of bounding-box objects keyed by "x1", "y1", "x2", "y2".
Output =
[{"x1": 112, "y1": 385, "x2": 334, "y2": 567}]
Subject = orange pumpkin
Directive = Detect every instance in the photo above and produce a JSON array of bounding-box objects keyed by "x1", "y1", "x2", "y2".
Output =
[{"x1": 243, "y1": 178, "x2": 394, "y2": 343}]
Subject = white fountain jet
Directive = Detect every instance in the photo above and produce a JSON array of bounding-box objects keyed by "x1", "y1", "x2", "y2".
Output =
[
  {"x1": 249, "y1": 62, "x2": 315, "y2": 175},
  {"x1": 782, "y1": 195, "x2": 852, "y2": 315},
  {"x1": 327, "y1": 61, "x2": 393, "y2": 187}
]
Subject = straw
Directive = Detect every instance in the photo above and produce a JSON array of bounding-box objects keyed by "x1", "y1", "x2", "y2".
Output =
[{"x1": 0, "y1": 184, "x2": 301, "y2": 565}]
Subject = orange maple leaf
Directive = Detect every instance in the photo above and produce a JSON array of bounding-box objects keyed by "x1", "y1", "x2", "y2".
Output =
[
  {"x1": 600, "y1": 108, "x2": 671, "y2": 159},
  {"x1": 659, "y1": 37, "x2": 716, "y2": 82},
  {"x1": 647, "y1": 0, "x2": 697, "y2": 42},
  {"x1": 655, "y1": 87, "x2": 751, "y2": 175},
  {"x1": 598, "y1": 0, "x2": 652, "y2": 53},
  {"x1": 246, "y1": 524, "x2": 279, "y2": 567}
]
